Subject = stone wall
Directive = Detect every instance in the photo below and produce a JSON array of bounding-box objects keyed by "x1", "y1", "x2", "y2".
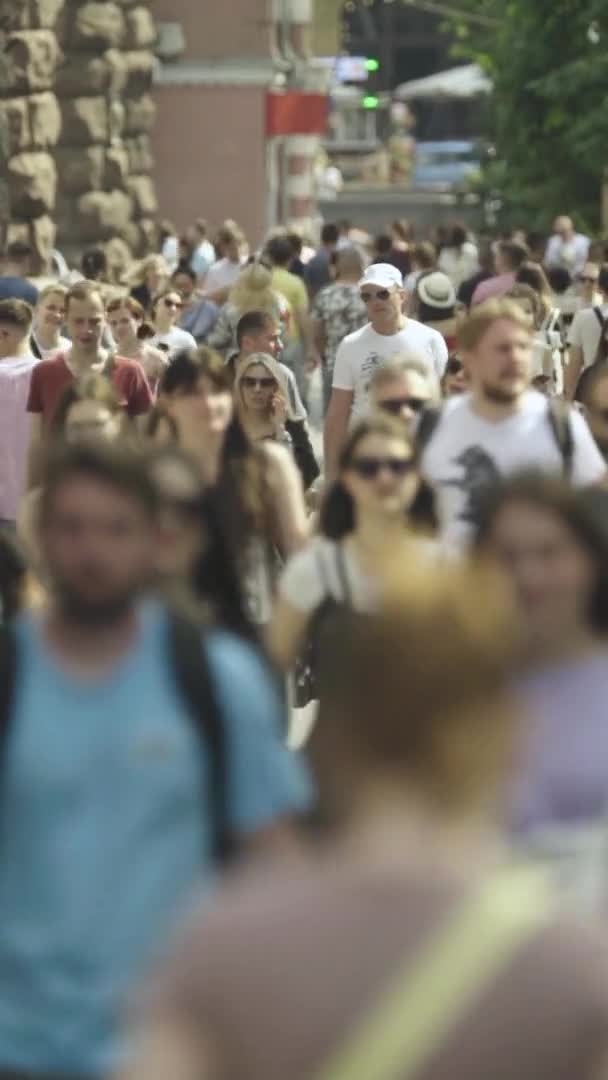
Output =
[{"x1": 0, "y1": 0, "x2": 159, "y2": 277}]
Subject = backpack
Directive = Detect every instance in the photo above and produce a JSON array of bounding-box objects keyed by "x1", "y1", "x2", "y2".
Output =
[
  {"x1": 0, "y1": 611, "x2": 233, "y2": 865},
  {"x1": 416, "y1": 397, "x2": 575, "y2": 479}
]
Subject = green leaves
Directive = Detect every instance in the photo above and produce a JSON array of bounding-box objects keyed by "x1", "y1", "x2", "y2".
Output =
[{"x1": 444, "y1": 0, "x2": 608, "y2": 229}]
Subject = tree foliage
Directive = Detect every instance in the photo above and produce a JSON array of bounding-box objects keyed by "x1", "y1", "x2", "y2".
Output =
[{"x1": 446, "y1": 0, "x2": 608, "y2": 231}]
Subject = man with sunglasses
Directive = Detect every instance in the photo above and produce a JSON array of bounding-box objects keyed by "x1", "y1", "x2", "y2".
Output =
[
  {"x1": 368, "y1": 355, "x2": 440, "y2": 436},
  {"x1": 324, "y1": 264, "x2": 448, "y2": 478}
]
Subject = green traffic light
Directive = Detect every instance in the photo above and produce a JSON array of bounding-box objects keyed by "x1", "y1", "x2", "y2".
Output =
[
  {"x1": 363, "y1": 95, "x2": 379, "y2": 109},
  {"x1": 365, "y1": 58, "x2": 380, "y2": 72}
]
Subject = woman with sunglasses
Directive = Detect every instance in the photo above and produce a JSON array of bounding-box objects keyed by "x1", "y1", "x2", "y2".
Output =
[
  {"x1": 149, "y1": 290, "x2": 197, "y2": 360},
  {"x1": 235, "y1": 352, "x2": 319, "y2": 492},
  {"x1": 268, "y1": 415, "x2": 426, "y2": 673},
  {"x1": 368, "y1": 355, "x2": 440, "y2": 435},
  {"x1": 159, "y1": 347, "x2": 308, "y2": 628}
]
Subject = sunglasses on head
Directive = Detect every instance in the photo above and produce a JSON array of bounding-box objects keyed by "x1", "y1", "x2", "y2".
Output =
[
  {"x1": 242, "y1": 375, "x2": 276, "y2": 390},
  {"x1": 360, "y1": 288, "x2": 391, "y2": 303},
  {"x1": 378, "y1": 397, "x2": 427, "y2": 415},
  {"x1": 350, "y1": 456, "x2": 416, "y2": 480}
]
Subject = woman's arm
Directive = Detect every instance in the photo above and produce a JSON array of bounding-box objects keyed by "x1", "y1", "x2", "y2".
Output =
[
  {"x1": 267, "y1": 593, "x2": 310, "y2": 672},
  {"x1": 263, "y1": 442, "x2": 309, "y2": 558}
]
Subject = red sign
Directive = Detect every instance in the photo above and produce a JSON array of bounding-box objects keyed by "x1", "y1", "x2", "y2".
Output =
[{"x1": 266, "y1": 92, "x2": 328, "y2": 136}]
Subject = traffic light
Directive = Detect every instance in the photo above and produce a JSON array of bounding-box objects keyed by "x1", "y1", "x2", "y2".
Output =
[
  {"x1": 365, "y1": 57, "x2": 380, "y2": 73},
  {"x1": 362, "y1": 95, "x2": 379, "y2": 109}
]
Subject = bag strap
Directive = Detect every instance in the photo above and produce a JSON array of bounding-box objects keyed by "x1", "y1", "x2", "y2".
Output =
[
  {"x1": 415, "y1": 405, "x2": 443, "y2": 456},
  {"x1": 167, "y1": 612, "x2": 233, "y2": 865},
  {"x1": 546, "y1": 398, "x2": 574, "y2": 479},
  {"x1": 317, "y1": 865, "x2": 552, "y2": 1080},
  {"x1": 335, "y1": 545, "x2": 353, "y2": 608},
  {"x1": 593, "y1": 306, "x2": 606, "y2": 330}
]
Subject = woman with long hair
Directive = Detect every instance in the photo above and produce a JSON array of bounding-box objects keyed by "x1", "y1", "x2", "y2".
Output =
[
  {"x1": 159, "y1": 347, "x2": 308, "y2": 627},
  {"x1": 437, "y1": 221, "x2": 479, "y2": 289},
  {"x1": 268, "y1": 415, "x2": 427, "y2": 673},
  {"x1": 122, "y1": 563, "x2": 608, "y2": 1080},
  {"x1": 474, "y1": 471, "x2": 608, "y2": 835},
  {"x1": 149, "y1": 289, "x2": 197, "y2": 359},
  {"x1": 106, "y1": 296, "x2": 167, "y2": 395},
  {"x1": 207, "y1": 261, "x2": 289, "y2": 357},
  {"x1": 129, "y1": 255, "x2": 169, "y2": 313},
  {"x1": 146, "y1": 446, "x2": 256, "y2": 643},
  {"x1": 234, "y1": 352, "x2": 319, "y2": 491}
]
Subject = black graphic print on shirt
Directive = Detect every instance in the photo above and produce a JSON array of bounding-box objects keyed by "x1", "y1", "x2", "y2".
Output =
[{"x1": 440, "y1": 446, "x2": 502, "y2": 524}]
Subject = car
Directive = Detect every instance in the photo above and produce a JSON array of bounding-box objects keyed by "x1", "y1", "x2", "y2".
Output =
[{"x1": 412, "y1": 140, "x2": 481, "y2": 191}]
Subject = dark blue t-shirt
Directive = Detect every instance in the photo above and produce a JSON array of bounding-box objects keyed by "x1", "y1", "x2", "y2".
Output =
[{"x1": 0, "y1": 276, "x2": 39, "y2": 306}]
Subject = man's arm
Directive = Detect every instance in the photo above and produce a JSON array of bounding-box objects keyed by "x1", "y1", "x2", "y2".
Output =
[
  {"x1": 26, "y1": 414, "x2": 44, "y2": 489},
  {"x1": 324, "y1": 388, "x2": 353, "y2": 482}
]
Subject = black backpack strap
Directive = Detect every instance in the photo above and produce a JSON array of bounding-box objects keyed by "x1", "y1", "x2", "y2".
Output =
[
  {"x1": 0, "y1": 624, "x2": 17, "y2": 766},
  {"x1": 415, "y1": 405, "x2": 443, "y2": 456},
  {"x1": 167, "y1": 612, "x2": 233, "y2": 865},
  {"x1": 593, "y1": 306, "x2": 606, "y2": 330},
  {"x1": 547, "y1": 398, "x2": 574, "y2": 479}
]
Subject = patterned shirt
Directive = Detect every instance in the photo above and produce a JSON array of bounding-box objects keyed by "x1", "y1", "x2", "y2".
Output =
[{"x1": 312, "y1": 283, "x2": 367, "y2": 372}]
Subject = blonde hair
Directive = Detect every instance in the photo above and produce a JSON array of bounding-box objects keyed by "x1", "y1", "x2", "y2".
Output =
[
  {"x1": 457, "y1": 298, "x2": 532, "y2": 352},
  {"x1": 129, "y1": 255, "x2": 169, "y2": 288},
  {"x1": 234, "y1": 351, "x2": 296, "y2": 421},
  {"x1": 369, "y1": 354, "x2": 441, "y2": 402},
  {"x1": 315, "y1": 562, "x2": 518, "y2": 813},
  {"x1": 38, "y1": 283, "x2": 68, "y2": 304},
  {"x1": 229, "y1": 263, "x2": 280, "y2": 317}
]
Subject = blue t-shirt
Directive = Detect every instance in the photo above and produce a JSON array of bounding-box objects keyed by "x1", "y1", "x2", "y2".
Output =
[{"x1": 0, "y1": 605, "x2": 311, "y2": 1076}]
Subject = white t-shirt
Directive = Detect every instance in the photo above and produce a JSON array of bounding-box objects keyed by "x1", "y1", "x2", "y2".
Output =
[
  {"x1": 422, "y1": 391, "x2": 606, "y2": 551},
  {"x1": 438, "y1": 242, "x2": 479, "y2": 289},
  {"x1": 545, "y1": 233, "x2": 590, "y2": 275},
  {"x1": 279, "y1": 537, "x2": 379, "y2": 614},
  {"x1": 31, "y1": 333, "x2": 70, "y2": 361},
  {"x1": 204, "y1": 258, "x2": 242, "y2": 295},
  {"x1": 332, "y1": 320, "x2": 448, "y2": 419},
  {"x1": 568, "y1": 306, "x2": 607, "y2": 370},
  {"x1": 150, "y1": 326, "x2": 196, "y2": 358}
]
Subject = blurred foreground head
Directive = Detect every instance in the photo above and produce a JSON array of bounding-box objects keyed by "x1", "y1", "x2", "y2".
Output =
[{"x1": 315, "y1": 562, "x2": 518, "y2": 820}]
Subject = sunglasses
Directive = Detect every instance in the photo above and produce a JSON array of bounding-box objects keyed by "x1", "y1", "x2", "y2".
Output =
[
  {"x1": 242, "y1": 375, "x2": 276, "y2": 390},
  {"x1": 163, "y1": 297, "x2": 182, "y2": 309},
  {"x1": 350, "y1": 456, "x2": 416, "y2": 479},
  {"x1": 446, "y1": 358, "x2": 464, "y2": 375},
  {"x1": 378, "y1": 397, "x2": 428, "y2": 415},
  {"x1": 360, "y1": 288, "x2": 391, "y2": 302}
]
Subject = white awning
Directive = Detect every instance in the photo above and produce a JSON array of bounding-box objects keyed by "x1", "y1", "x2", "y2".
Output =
[{"x1": 395, "y1": 64, "x2": 492, "y2": 101}]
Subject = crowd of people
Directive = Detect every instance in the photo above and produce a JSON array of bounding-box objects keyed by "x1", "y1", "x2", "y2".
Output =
[{"x1": 1, "y1": 208, "x2": 608, "y2": 1078}]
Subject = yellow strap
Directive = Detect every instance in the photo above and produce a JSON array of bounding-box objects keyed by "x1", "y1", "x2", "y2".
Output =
[{"x1": 316, "y1": 866, "x2": 552, "y2": 1080}]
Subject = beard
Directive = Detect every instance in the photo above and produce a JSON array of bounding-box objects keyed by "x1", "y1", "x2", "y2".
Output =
[
  {"x1": 53, "y1": 578, "x2": 141, "y2": 628},
  {"x1": 480, "y1": 379, "x2": 524, "y2": 405}
]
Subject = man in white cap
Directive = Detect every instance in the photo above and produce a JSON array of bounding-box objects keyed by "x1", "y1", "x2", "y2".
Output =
[{"x1": 324, "y1": 263, "x2": 448, "y2": 477}]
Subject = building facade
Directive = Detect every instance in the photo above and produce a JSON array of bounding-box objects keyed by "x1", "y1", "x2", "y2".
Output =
[{"x1": 152, "y1": 0, "x2": 332, "y2": 246}]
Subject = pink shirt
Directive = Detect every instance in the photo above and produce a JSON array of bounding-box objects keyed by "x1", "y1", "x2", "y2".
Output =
[
  {"x1": 0, "y1": 354, "x2": 37, "y2": 521},
  {"x1": 471, "y1": 272, "x2": 516, "y2": 306}
]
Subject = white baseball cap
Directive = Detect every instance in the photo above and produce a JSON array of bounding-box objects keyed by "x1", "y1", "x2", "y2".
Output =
[{"x1": 358, "y1": 263, "x2": 404, "y2": 291}]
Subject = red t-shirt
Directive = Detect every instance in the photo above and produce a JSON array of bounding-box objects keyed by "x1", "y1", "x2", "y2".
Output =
[{"x1": 26, "y1": 353, "x2": 153, "y2": 428}]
